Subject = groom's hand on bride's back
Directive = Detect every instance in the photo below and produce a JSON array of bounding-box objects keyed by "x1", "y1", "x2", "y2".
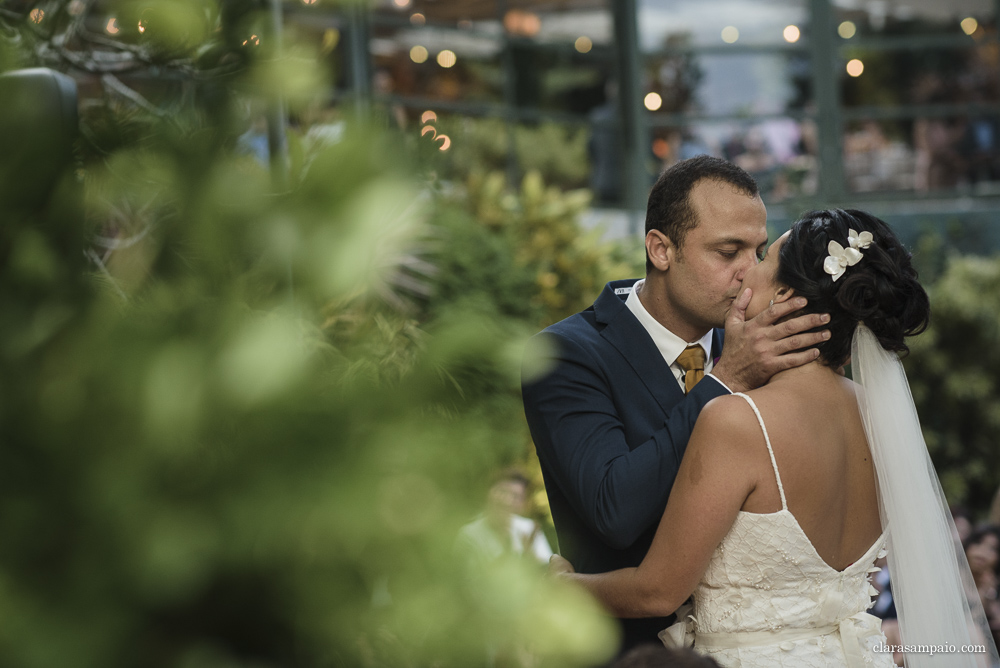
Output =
[{"x1": 712, "y1": 288, "x2": 830, "y2": 393}]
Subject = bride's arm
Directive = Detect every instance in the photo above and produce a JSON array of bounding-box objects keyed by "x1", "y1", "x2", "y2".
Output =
[{"x1": 561, "y1": 395, "x2": 760, "y2": 618}]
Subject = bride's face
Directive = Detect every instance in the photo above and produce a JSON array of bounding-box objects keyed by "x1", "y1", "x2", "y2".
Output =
[{"x1": 742, "y1": 231, "x2": 790, "y2": 320}]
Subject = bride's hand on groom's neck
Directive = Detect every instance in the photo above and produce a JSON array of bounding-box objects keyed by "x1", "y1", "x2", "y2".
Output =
[{"x1": 712, "y1": 288, "x2": 831, "y2": 393}]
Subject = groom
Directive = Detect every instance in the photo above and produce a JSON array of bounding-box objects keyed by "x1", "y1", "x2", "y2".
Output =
[{"x1": 521, "y1": 156, "x2": 830, "y2": 653}]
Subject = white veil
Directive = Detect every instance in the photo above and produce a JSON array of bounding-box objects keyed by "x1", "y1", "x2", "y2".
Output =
[{"x1": 852, "y1": 324, "x2": 999, "y2": 667}]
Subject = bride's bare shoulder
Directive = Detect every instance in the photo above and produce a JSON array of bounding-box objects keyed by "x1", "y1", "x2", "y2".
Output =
[
  {"x1": 690, "y1": 395, "x2": 770, "y2": 469},
  {"x1": 696, "y1": 393, "x2": 760, "y2": 436}
]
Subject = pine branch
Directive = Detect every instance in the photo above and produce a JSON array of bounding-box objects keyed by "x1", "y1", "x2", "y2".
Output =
[{"x1": 100, "y1": 73, "x2": 171, "y2": 119}]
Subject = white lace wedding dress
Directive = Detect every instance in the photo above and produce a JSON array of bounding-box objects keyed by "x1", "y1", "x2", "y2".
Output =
[{"x1": 660, "y1": 393, "x2": 894, "y2": 668}]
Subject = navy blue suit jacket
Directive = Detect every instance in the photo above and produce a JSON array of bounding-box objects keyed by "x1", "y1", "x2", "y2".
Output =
[{"x1": 521, "y1": 278, "x2": 729, "y2": 651}]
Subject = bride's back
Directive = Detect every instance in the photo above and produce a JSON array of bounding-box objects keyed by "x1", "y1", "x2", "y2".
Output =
[
  {"x1": 730, "y1": 209, "x2": 931, "y2": 572},
  {"x1": 739, "y1": 368, "x2": 882, "y2": 572}
]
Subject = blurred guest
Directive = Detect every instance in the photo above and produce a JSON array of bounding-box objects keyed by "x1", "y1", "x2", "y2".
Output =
[
  {"x1": 871, "y1": 556, "x2": 896, "y2": 620},
  {"x1": 914, "y1": 116, "x2": 966, "y2": 190},
  {"x1": 760, "y1": 118, "x2": 801, "y2": 165},
  {"x1": 731, "y1": 128, "x2": 774, "y2": 173},
  {"x1": 721, "y1": 133, "x2": 746, "y2": 163},
  {"x1": 880, "y1": 618, "x2": 905, "y2": 667},
  {"x1": 458, "y1": 470, "x2": 554, "y2": 668},
  {"x1": 958, "y1": 115, "x2": 999, "y2": 184},
  {"x1": 952, "y1": 505, "x2": 974, "y2": 543},
  {"x1": 458, "y1": 469, "x2": 553, "y2": 565},
  {"x1": 612, "y1": 643, "x2": 722, "y2": 668},
  {"x1": 989, "y1": 486, "x2": 1000, "y2": 526},
  {"x1": 237, "y1": 113, "x2": 270, "y2": 166},
  {"x1": 589, "y1": 82, "x2": 624, "y2": 205},
  {"x1": 964, "y1": 525, "x2": 1000, "y2": 646},
  {"x1": 966, "y1": 526, "x2": 1000, "y2": 593}
]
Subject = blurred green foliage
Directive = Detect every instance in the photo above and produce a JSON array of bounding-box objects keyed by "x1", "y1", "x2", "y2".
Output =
[
  {"x1": 906, "y1": 249, "x2": 1000, "y2": 516},
  {"x1": 436, "y1": 118, "x2": 591, "y2": 191},
  {"x1": 429, "y1": 170, "x2": 641, "y2": 326},
  {"x1": 425, "y1": 169, "x2": 641, "y2": 521},
  {"x1": 0, "y1": 2, "x2": 621, "y2": 666}
]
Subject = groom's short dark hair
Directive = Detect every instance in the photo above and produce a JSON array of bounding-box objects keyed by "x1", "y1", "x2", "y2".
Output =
[{"x1": 644, "y1": 156, "x2": 759, "y2": 274}]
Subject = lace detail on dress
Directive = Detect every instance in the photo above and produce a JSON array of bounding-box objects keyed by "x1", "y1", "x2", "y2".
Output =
[{"x1": 660, "y1": 393, "x2": 893, "y2": 668}]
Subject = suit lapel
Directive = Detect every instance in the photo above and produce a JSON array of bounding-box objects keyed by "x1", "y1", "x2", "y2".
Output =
[
  {"x1": 594, "y1": 281, "x2": 685, "y2": 410},
  {"x1": 711, "y1": 328, "x2": 725, "y2": 363}
]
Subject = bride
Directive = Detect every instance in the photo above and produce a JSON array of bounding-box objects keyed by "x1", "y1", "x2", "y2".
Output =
[{"x1": 551, "y1": 209, "x2": 1000, "y2": 667}]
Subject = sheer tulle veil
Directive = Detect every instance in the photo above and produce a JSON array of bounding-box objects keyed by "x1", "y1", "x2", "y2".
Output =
[{"x1": 852, "y1": 324, "x2": 1000, "y2": 667}]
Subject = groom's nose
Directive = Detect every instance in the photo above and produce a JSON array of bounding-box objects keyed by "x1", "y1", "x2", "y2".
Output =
[{"x1": 734, "y1": 251, "x2": 756, "y2": 281}]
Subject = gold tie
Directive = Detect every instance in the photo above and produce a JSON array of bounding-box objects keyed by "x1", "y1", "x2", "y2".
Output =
[{"x1": 676, "y1": 345, "x2": 706, "y2": 394}]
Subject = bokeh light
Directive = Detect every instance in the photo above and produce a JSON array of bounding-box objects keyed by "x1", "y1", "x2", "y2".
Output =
[
  {"x1": 644, "y1": 92, "x2": 663, "y2": 111},
  {"x1": 838, "y1": 21, "x2": 857, "y2": 39},
  {"x1": 437, "y1": 135, "x2": 451, "y2": 151},
  {"x1": 394, "y1": 0, "x2": 412, "y2": 7},
  {"x1": 301, "y1": 0, "x2": 317, "y2": 5},
  {"x1": 783, "y1": 25, "x2": 800, "y2": 43},
  {"x1": 575, "y1": 36, "x2": 593, "y2": 53},
  {"x1": 410, "y1": 12, "x2": 425, "y2": 25},
  {"x1": 504, "y1": 10, "x2": 541, "y2": 37},
  {"x1": 421, "y1": 111, "x2": 438, "y2": 124},
  {"x1": 106, "y1": 17, "x2": 120, "y2": 34},
  {"x1": 721, "y1": 26, "x2": 739, "y2": 43},
  {"x1": 846, "y1": 58, "x2": 864, "y2": 77},
  {"x1": 410, "y1": 45, "x2": 428, "y2": 63},
  {"x1": 961, "y1": 17, "x2": 979, "y2": 35},
  {"x1": 29, "y1": 8, "x2": 44, "y2": 23},
  {"x1": 437, "y1": 50, "x2": 457, "y2": 68}
]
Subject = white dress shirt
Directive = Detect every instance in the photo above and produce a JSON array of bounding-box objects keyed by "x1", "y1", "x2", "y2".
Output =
[
  {"x1": 457, "y1": 515, "x2": 554, "y2": 564},
  {"x1": 624, "y1": 279, "x2": 729, "y2": 393}
]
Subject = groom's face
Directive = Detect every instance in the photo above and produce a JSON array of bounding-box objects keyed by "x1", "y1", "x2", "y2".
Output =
[{"x1": 662, "y1": 178, "x2": 768, "y2": 333}]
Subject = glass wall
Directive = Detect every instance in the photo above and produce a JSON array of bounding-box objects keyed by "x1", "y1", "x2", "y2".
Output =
[
  {"x1": 832, "y1": 0, "x2": 1000, "y2": 196},
  {"x1": 286, "y1": 0, "x2": 1000, "y2": 224},
  {"x1": 637, "y1": 0, "x2": 813, "y2": 203},
  {"x1": 637, "y1": 0, "x2": 810, "y2": 50}
]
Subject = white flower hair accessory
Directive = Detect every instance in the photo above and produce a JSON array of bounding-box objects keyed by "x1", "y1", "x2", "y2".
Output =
[
  {"x1": 824, "y1": 228, "x2": 874, "y2": 282},
  {"x1": 848, "y1": 229, "x2": 874, "y2": 250}
]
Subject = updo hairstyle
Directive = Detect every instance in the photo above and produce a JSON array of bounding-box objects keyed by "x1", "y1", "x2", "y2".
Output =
[{"x1": 776, "y1": 209, "x2": 930, "y2": 368}]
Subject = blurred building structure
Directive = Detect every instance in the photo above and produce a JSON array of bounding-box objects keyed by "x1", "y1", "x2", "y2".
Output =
[{"x1": 294, "y1": 0, "x2": 1000, "y2": 247}]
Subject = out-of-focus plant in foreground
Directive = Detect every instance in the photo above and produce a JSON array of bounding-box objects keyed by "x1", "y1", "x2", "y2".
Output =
[
  {"x1": 0, "y1": 2, "x2": 617, "y2": 666},
  {"x1": 426, "y1": 169, "x2": 641, "y2": 523}
]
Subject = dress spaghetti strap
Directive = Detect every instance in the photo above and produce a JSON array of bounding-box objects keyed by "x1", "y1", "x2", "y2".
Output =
[{"x1": 732, "y1": 392, "x2": 787, "y2": 511}]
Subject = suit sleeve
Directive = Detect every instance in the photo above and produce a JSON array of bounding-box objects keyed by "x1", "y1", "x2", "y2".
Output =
[{"x1": 522, "y1": 331, "x2": 728, "y2": 550}]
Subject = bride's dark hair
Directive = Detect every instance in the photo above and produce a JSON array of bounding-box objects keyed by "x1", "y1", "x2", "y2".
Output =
[{"x1": 777, "y1": 209, "x2": 930, "y2": 368}]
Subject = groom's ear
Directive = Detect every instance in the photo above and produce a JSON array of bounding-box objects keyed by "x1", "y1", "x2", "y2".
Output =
[{"x1": 645, "y1": 230, "x2": 673, "y2": 272}]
